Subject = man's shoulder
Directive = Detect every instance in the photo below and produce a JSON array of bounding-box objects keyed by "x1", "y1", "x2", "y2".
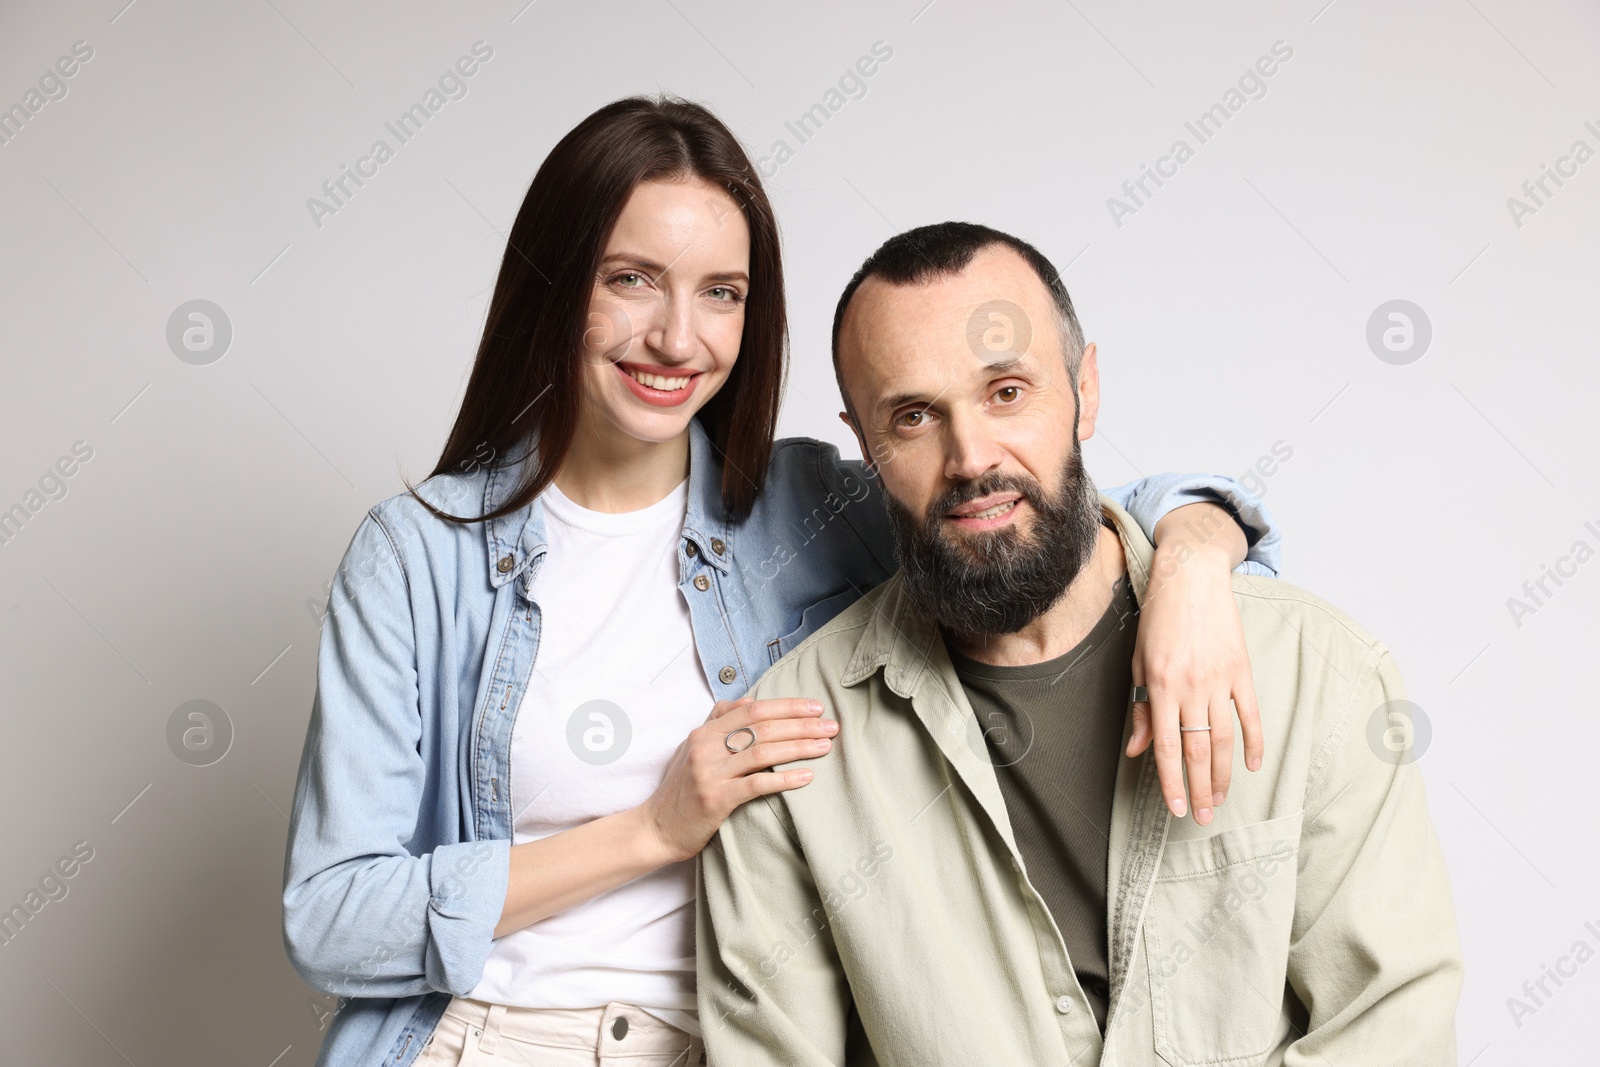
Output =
[
  {"x1": 1229, "y1": 573, "x2": 1398, "y2": 741},
  {"x1": 1231, "y1": 573, "x2": 1387, "y2": 657}
]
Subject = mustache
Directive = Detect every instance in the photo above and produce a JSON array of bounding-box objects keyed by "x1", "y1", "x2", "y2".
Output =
[
  {"x1": 928, "y1": 471, "x2": 1044, "y2": 520},
  {"x1": 886, "y1": 447, "x2": 1103, "y2": 639}
]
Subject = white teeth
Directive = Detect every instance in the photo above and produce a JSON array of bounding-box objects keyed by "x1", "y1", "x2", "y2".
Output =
[
  {"x1": 966, "y1": 500, "x2": 1017, "y2": 520},
  {"x1": 625, "y1": 367, "x2": 693, "y2": 391}
]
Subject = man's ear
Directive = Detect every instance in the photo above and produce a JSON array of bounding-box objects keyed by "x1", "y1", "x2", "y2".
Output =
[
  {"x1": 839, "y1": 410, "x2": 874, "y2": 469},
  {"x1": 1075, "y1": 341, "x2": 1101, "y2": 442}
]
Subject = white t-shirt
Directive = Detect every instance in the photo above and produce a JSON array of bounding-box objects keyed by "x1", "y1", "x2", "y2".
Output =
[{"x1": 465, "y1": 476, "x2": 713, "y2": 1031}]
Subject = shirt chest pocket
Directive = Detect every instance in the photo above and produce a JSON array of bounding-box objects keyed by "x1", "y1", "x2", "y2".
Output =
[
  {"x1": 1142, "y1": 811, "x2": 1303, "y2": 1067},
  {"x1": 768, "y1": 588, "x2": 862, "y2": 665}
]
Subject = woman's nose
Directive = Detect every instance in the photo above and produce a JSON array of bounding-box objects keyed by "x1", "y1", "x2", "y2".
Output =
[{"x1": 649, "y1": 296, "x2": 697, "y2": 363}]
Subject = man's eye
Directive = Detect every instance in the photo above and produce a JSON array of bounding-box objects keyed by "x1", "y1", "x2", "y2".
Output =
[
  {"x1": 995, "y1": 386, "x2": 1021, "y2": 403},
  {"x1": 897, "y1": 410, "x2": 925, "y2": 428}
]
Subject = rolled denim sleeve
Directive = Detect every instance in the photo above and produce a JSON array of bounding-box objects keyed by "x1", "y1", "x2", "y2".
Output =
[
  {"x1": 281, "y1": 511, "x2": 510, "y2": 999},
  {"x1": 1106, "y1": 473, "x2": 1282, "y2": 577}
]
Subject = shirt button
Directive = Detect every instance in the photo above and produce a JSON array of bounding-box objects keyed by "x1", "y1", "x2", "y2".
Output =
[
  {"x1": 496, "y1": 555, "x2": 514, "y2": 574},
  {"x1": 685, "y1": 541, "x2": 699, "y2": 557},
  {"x1": 1054, "y1": 995, "x2": 1073, "y2": 1015},
  {"x1": 719, "y1": 666, "x2": 737, "y2": 684},
  {"x1": 693, "y1": 574, "x2": 711, "y2": 591},
  {"x1": 710, "y1": 537, "x2": 726, "y2": 556}
]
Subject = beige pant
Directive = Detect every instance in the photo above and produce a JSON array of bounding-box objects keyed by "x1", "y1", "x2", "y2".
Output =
[{"x1": 413, "y1": 996, "x2": 706, "y2": 1067}]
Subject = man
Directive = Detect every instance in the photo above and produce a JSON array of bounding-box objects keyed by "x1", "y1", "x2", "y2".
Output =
[{"x1": 696, "y1": 222, "x2": 1462, "y2": 1065}]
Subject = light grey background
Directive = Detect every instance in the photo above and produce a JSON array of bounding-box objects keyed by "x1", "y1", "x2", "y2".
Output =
[{"x1": 1, "y1": 0, "x2": 1595, "y2": 1062}]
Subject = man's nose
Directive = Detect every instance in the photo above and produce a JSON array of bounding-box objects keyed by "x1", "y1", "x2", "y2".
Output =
[{"x1": 942, "y1": 414, "x2": 1004, "y2": 484}]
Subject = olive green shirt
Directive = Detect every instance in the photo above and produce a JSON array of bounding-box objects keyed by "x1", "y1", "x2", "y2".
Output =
[
  {"x1": 697, "y1": 495, "x2": 1463, "y2": 1067},
  {"x1": 948, "y1": 570, "x2": 1139, "y2": 1031}
]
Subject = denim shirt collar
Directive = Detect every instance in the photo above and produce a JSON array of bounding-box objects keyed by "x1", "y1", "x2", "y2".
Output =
[
  {"x1": 478, "y1": 416, "x2": 734, "y2": 592},
  {"x1": 679, "y1": 417, "x2": 736, "y2": 575}
]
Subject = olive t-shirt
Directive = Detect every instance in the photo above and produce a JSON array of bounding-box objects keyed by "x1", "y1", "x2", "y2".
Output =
[{"x1": 946, "y1": 571, "x2": 1139, "y2": 1032}]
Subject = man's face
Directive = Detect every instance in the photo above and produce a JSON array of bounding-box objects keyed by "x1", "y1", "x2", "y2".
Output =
[{"x1": 837, "y1": 245, "x2": 1105, "y2": 638}]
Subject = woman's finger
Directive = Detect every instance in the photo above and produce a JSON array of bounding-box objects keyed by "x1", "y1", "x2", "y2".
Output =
[
  {"x1": 1127, "y1": 701, "x2": 1153, "y2": 758},
  {"x1": 1126, "y1": 659, "x2": 1152, "y2": 758},
  {"x1": 732, "y1": 736, "x2": 834, "y2": 775},
  {"x1": 719, "y1": 715, "x2": 838, "y2": 749},
  {"x1": 1149, "y1": 686, "x2": 1188, "y2": 819},
  {"x1": 694, "y1": 701, "x2": 832, "y2": 775},
  {"x1": 1208, "y1": 690, "x2": 1236, "y2": 808},
  {"x1": 719, "y1": 697, "x2": 825, "y2": 731},
  {"x1": 708, "y1": 694, "x2": 755, "y2": 720},
  {"x1": 1182, "y1": 697, "x2": 1213, "y2": 826},
  {"x1": 1233, "y1": 663, "x2": 1265, "y2": 773},
  {"x1": 734, "y1": 766, "x2": 814, "y2": 802}
]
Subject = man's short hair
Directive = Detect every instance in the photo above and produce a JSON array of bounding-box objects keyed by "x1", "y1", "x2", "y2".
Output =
[{"x1": 829, "y1": 221, "x2": 1087, "y2": 421}]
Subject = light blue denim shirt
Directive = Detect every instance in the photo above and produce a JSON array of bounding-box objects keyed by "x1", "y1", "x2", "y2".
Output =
[{"x1": 281, "y1": 417, "x2": 1280, "y2": 1067}]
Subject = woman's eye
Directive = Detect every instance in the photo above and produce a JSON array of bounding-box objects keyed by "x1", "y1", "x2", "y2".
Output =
[
  {"x1": 707, "y1": 285, "x2": 740, "y2": 302},
  {"x1": 613, "y1": 272, "x2": 646, "y2": 288}
]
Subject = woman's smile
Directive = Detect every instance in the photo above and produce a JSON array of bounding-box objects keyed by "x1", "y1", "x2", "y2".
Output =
[{"x1": 615, "y1": 360, "x2": 702, "y2": 406}]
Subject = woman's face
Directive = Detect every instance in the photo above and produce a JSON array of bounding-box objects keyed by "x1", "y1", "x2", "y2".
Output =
[{"x1": 578, "y1": 176, "x2": 750, "y2": 448}]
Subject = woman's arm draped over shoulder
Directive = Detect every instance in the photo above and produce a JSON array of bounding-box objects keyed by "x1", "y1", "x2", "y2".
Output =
[
  {"x1": 1109, "y1": 471, "x2": 1280, "y2": 576},
  {"x1": 1109, "y1": 475, "x2": 1281, "y2": 825}
]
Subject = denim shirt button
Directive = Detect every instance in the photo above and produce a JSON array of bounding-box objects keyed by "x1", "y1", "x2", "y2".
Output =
[
  {"x1": 694, "y1": 575, "x2": 711, "y2": 592},
  {"x1": 685, "y1": 541, "x2": 699, "y2": 557},
  {"x1": 496, "y1": 555, "x2": 514, "y2": 574},
  {"x1": 710, "y1": 538, "x2": 726, "y2": 556},
  {"x1": 719, "y1": 666, "x2": 737, "y2": 684}
]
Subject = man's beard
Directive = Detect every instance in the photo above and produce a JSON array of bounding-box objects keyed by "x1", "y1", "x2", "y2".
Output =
[{"x1": 884, "y1": 442, "x2": 1103, "y2": 641}]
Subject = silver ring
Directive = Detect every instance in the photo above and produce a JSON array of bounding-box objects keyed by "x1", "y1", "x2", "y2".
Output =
[
  {"x1": 1130, "y1": 686, "x2": 1149, "y2": 704},
  {"x1": 1178, "y1": 725, "x2": 1212, "y2": 733},
  {"x1": 724, "y1": 726, "x2": 757, "y2": 754}
]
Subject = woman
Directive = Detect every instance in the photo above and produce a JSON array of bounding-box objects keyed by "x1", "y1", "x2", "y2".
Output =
[{"x1": 282, "y1": 96, "x2": 1279, "y2": 1067}]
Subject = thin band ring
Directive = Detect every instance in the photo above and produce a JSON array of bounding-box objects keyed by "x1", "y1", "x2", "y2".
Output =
[
  {"x1": 724, "y1": 726, "x2": 757, "y2": 754},
  {"x1": 1178, "y1": 725, "x2": 1212, "y2": 733}
]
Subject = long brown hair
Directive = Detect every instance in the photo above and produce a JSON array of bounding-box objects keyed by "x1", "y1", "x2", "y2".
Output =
[{"x1": 411, "y1": 95, "x2": 786, "y2": 523}]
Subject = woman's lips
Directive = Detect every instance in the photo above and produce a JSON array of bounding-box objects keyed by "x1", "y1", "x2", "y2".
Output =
[{"x1": 614, "y1": 361, "x2": 700, "y2": 407}]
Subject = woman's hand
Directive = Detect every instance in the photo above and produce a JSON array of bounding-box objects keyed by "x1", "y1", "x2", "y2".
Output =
[
  {"x1": 1131, "y1": 503, "x2": 1265, "y2": 826},
  {"x1": 640, "y1": 694, "x2": 838, "y2": 863}
]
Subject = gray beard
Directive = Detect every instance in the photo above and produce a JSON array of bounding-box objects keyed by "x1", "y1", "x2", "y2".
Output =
[{"x1": 884, "y1": 443, "x2": 1103, "y2": 642}]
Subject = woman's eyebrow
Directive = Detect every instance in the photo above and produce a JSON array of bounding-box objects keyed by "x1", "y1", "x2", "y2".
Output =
[
  {"x1": 598, "y1": 254, "x2": 747, "y2": 285},
  {"x1": 598, "y1": 252, "x2": 668, "y2": 275}
]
